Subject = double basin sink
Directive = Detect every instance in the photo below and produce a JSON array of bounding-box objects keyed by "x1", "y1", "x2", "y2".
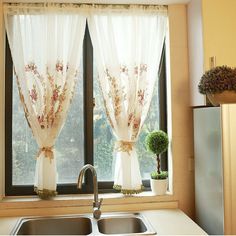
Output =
[{"x1": 12, "y1": 213, "x2": 156, "y2": 235}]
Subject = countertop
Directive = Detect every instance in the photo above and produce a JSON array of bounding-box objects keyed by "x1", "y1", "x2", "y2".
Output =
[{"x1": 0, "y1": 209, "x2": 207, "y2": 235}]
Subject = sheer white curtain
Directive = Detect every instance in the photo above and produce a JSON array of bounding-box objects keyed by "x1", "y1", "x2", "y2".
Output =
[
  {"x1": 88, "y1": 6, "x2": 167, "y2": 194},
  {"x1": 4, "y1": 4, "x2": 87, "y2": 199}
]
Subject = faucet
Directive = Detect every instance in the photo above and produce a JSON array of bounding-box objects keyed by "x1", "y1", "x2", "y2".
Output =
[{"x1": 77, "y1": 164, "x2": 103, "y2": 219}]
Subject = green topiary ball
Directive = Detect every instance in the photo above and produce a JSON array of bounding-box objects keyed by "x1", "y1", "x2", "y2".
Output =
[{"x1": 145, "y1": 130, "x2": 169, "y2": 155}]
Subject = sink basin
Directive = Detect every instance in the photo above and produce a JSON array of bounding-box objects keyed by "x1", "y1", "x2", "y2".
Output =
[
  {"x1": 98, "y1": 216, "x2": 146, "y2": 234},
  {"x1": 11, "y1": 213, "x2": 156, "y2": 235},
  {"x1": 12, "y1": 216, "x2": 92, "y2": 235},
  {"x1": 97, "y1": 213, "x2": 156, "y2": 235}
]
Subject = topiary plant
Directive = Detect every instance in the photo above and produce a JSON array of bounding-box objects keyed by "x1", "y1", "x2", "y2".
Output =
[
  {"x1": 145, "y1": 130, "x2": 169, "y2": 179},
  {"x1": 198, "y1": 65, "x2": 236, "y2": 94}
]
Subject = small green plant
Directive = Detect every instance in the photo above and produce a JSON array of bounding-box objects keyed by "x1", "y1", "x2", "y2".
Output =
[
  {"x1": 151, "y1": 171, "x2": 168, "y2": 180},
  {"x1": 145, "y1": 130, "x2": 169, "y2": 179},
  {"x1": 198, "y1": 65, "x2": 236, "y2": 94}
]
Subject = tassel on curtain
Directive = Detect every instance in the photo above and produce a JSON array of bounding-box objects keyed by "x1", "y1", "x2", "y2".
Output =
[
  {"x1": 88, "y1": 6, "x2": 167, "y2": 194},
  {"x1": 4, "y1": 4, "x2": 87, "y2": 199}
]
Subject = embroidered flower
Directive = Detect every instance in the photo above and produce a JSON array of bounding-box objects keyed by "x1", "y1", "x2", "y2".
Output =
[
  {"x1": 105, "y1": 68, "x2": 123, "y2": 119},
  {"x1": 138, "y1": 89, "x2": 145, "y2": 105},
  {"x1": 25, "y1": 62, "x2": 38, "y2": 74},
  {"x1": 120, "y1": 65, "x2": 128, "y2": 75},
  {"x1": 37, "y1": 114, "x2": 45, "y2": 129},
  {"x1": 128, "y1": 113, "x2": 134, "y2": 127},
  {"x1": 132, "y1": 116, "x2": 141, "y2": 139},
  {"x1": 134, "y1": 64, "x2": 147, "y2": 76},
  {"x1": 52, "y1": 86, "x2": 60, "y2": 103},
  {"x1": 29, "y1": 85, "x2": 38, "y2": 102},
  {"x1": 140, "y1": 64, "x2": 147, "y2": 74},
  {"x1": 56, "y1": 62, "x2": 63, "y2": 72},
  {"x1": 133, "y1": 117, "x2": 141, "y2": 129}
]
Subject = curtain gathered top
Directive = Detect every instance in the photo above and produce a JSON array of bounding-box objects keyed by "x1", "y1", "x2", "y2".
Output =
[{"x1": 3, "y1": 3, "x2": 167, "y2": 15}]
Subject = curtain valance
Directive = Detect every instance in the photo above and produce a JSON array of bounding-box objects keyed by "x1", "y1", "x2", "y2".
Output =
[{"x1": 4, "y1": 3, "x2": 167, "y2": 15}]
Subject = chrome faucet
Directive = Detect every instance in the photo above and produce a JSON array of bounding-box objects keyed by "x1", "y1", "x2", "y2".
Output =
[{"x1": 77, "y1": 164, "x2": 103, "y2": 219}]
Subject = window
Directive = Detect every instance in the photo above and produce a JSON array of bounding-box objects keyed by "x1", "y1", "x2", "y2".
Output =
[{"x1": 5, "y1": 24, "x2": 167, "y2": 196}]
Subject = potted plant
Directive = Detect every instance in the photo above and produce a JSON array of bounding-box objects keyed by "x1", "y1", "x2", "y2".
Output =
[
  {"x1": 145, "y1": 130, "x2": 169, "y2": 195},
  {"x1": 198, "y1": 65, "x2": 236, "y2": 106}
]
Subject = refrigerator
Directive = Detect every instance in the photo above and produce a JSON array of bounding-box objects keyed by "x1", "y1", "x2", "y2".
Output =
[{"x1": 193, "y1": 107, "x2": 224, "y2": 235}]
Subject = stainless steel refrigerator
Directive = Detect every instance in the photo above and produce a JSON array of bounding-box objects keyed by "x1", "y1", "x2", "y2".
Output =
[{"x1": 193, "y1": 107, "x2": 224, "y2": 235}]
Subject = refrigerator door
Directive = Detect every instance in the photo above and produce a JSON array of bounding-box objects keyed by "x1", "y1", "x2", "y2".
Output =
[{"x1": 194, "y1": 107, "x2": 224, "y2": 235}]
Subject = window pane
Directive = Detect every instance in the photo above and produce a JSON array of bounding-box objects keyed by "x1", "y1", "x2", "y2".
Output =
[
  {"x1": 93, "y1": 67, "x2": 115, "y2": 181},
  {"x1": 137, "y1": 81, "x2": 159, "y2": 179},
  {"x1": 56, "y1": 70, "x2": 84, "y2": 184},
  {"x1": 12, "y1": 76, "x2": 37, "y2": 185},
  {"x1": 93, "y1": 65, "x2": 159, "y2": 181},
  {"x1": 12, "y1": 69, "x2": 84, "y2": 185}
]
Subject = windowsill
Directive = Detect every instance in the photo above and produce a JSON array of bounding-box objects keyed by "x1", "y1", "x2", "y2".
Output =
[
  {"x1": 0, "y1": 191, "x2": 178, "y2": 217},
  {"x1": 2, "y1": 191, "x2": 173, "y2": 202}
]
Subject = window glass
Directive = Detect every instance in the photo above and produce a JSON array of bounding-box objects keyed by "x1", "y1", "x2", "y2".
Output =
[
  {"x1": 137, "y1": 81, "x2": 159, "y2": 179},
  {"x1": 93, "y1": 67, "x2": 115, "y2": 181},
  {"x1": 12, "y1": 76, "x2": 37, "y2": 185},
  {"x1": 56, "y1": 70, "x2": 84, "y2": 183}
]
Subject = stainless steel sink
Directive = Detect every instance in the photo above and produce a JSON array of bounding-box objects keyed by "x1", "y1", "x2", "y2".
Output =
[
  {"x1": 11, "y1": 213, "x2": 156, "y2": 235},
  {"x1": 97, "y1": 214, "x2": 155, "y2": 235},
  {"x1": 12, "y1": 216, "x2": 92, "y2": 235}
]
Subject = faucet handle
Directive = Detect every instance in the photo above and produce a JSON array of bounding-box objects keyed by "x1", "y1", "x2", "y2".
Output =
[
  {"x1": 93, "y1": 198, "x2": 103, "y2": 209},
  {"x1": 93, "y1": 198, "x2": 103, "y2": 219},
  {"x1": 98, "y1": 198, "x2": 103, "y2": 209}
]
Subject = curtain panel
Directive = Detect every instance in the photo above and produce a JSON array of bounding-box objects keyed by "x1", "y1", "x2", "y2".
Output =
[
  {"x1": 4, "y1": 4, "x2": 87, "y2": 198},
  {"x1": 88, "y1": 7, "x2": 167, "y2": 194}
]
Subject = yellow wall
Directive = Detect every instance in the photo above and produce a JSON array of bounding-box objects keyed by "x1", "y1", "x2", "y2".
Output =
[
  {"x1": 202, "y1": 0, "x2": 236, "y2": 70},
  {"x1": 221, "y1": 104, "x2": 236, "y2": 234},
  {"x1": 168, "y1": 5, "x2": 195, "y2": 218},
  {"x1": 0, "y1": 0, "x2": 5, "y2": 200}
]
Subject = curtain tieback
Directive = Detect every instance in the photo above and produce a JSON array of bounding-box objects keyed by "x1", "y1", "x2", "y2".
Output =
[
  {"x1": 37, "y1": 146, "x2": 54, "y2": 162},
  {"x1": 115, "y1": 140, "x2": 135, "y2": 155}
]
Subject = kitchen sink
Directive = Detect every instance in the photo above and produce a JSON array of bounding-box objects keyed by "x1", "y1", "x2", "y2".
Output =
[
  {"x1": 12, "y1": 216, "x2": 92, "y2": 235},
  {"x1": 11, "y1": 213, "x2": 156, "y2": 235},
  {"x1": 97, "y1": 215, "x2": 152, "y2": 234}
]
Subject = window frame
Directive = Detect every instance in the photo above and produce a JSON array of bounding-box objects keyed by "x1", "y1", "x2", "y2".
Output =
[{"x1": 5, "y1": 23, "x2": 167, "y2": 196}]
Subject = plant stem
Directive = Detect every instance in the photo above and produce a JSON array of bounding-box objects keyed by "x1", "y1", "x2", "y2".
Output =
[{"x1": 157, "y1": 154, "x2": 161, "y2": 174}]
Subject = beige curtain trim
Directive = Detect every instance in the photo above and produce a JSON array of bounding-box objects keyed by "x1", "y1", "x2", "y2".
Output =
[{"x1": 113, "y1": 185, "x2": 144, "y2": 195}]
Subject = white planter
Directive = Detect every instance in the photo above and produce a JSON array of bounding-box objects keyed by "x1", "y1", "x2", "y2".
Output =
[{"x1": 150, "y1": 178, "x2": 168, "y2": 195}]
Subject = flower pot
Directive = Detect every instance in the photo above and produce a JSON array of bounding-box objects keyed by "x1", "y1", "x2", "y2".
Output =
[
  {"x1": 150, "y1": 178, "x2": 168, "y2": 195},
  {"x1": 207, "y1": 90, "x2": 236, "y2": 106}
]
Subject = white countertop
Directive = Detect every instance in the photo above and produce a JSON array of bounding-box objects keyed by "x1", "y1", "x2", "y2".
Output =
[
  {"x1": 142, "y1": 209, "x2": 207, "y2": 235},
  {"x1": 0, "y1": 209, "x2": 207, "y2": 235}
]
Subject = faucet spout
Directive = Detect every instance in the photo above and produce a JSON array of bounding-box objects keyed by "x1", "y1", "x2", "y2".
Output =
[{"x1": 77, "y1": 164, "x2": 102, "y2": 219}]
